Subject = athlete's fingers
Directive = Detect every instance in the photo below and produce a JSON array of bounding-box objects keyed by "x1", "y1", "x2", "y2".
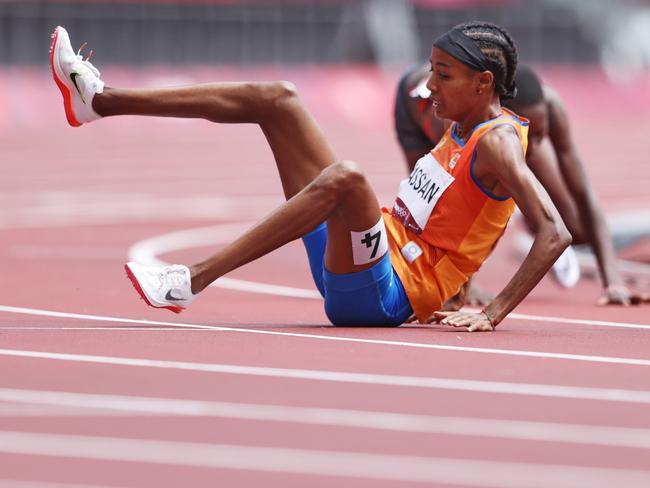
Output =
[
  {"x1": 405, "y1": 314, "x2": 418, "y2": 323},
  {"x1": 467, "y1": 321, "x2": 493, "y2": 332},
  {"x1": 439, "y1": 312, "x2": 467, "y2": 325},
  {"x1": 430, "y1": 311, "x2": 452, "y2": 323},
  {"x1": 445, "y1": 315, "x2": 473, "y2": 327}
]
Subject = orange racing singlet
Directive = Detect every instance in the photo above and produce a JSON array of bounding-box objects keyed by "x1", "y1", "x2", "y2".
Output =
[{"x1": 382, "y1": 108, "x2": 529, "y2": 322}]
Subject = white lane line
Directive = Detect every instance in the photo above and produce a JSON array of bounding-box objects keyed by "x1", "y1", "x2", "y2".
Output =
[
  {"x1": 0, "y1": 327, "x2": 205, "y2": 331},
  {"x1": 1, "y1": 431, "x2": 649, "y2": 488},
  {"x1": 1, "y1": 349, "x2": 650, "y2": 404},
  {"x1": 1, "y1": 305, "x2": 650, "y2": 367},
  {"x1": 128, "y1": 223, "x2": 650, "y2": 329},
  {"x1": 128, "y1": 222, "x2": 321, "y2": 299},
  {"x1": 0, "y1": 482, "x2": 114, "y2": 488},
  {"x1": 2, "y1": 388, "x2": 650, "y2": 449},
  {"x1": 0, "y1": 403, "x2": 136, "y2": 417},
  {"x1": 507, "y1": 312, "x2": 650, "y2": 330},
  {"x1": 0, "y1": 306, "x2": 221, "y2": 330}
]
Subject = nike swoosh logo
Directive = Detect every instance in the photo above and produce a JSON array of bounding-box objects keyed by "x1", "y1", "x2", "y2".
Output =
[
  {"x1": 165, "y1": 290, "x2": 185, "y2": 302},
  {"x1": 70, "y1": 72, "x2": 86, "y2": 104}
]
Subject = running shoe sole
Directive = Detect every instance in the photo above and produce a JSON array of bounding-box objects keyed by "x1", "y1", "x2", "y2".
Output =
[{"x1": 50, "y1": 26, "x2": 82, "y2": 127}]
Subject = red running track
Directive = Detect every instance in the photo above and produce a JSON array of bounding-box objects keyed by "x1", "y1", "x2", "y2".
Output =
[{"x1": 0, "y1": 66, "x2": 649, "y2": 488}]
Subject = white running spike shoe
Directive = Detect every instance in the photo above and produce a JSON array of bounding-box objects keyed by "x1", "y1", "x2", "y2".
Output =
[
  {"x1": 515, "y1": 231, "x2": 581, "y2": 288},
  {"x1": 550, "y1": 245, "x2": 581, "y2": 288},
  {"x1": 125, "y1": 262, "x2": 196, "y2": 313},
  {"x1": 50, "y1": 26, "x2": 104, "y2": 127}
]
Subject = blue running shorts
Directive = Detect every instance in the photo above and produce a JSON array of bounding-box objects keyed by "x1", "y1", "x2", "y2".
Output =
[{"x1": 302, "y1": 222, "x2": 413, "y2": 326}]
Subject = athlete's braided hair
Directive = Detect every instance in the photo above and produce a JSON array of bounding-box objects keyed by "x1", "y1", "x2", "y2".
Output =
[{"x1": 458, "y1": 21, "x2": 519, "y2": 101}]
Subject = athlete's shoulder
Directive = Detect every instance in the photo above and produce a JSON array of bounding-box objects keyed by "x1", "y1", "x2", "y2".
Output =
[
  {"x1": 542, "y1": 85, "x2": 567, "y2": 119},
  {"x1": 542, "y1": 84, "x2": 573, "y2": 142},
  {"x1": 476, "y1": 124, "x2": 526, "y2": 170}
]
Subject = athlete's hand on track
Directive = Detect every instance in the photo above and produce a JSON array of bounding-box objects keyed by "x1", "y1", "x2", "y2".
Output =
[
  {"x1": 429, "y1": 311, "x2": 495, "y2": 332},
  {"x1": 597, "y1": 284, "x2": 650, "y2": 306}
]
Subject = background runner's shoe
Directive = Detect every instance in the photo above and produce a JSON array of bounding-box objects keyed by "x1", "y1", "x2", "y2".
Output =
[
  {"x1": 551, "y1": 245, "x2": 581, "y2": 288},
  {"x1": 515, "y1": 231, "x2": 581, "y2": 288},
  {"x1": 50, "y1": 25, "x2": 104, "y2": 127},
  {"x1": 125, "y1": 262, "x2": 196, "y2": 313}
]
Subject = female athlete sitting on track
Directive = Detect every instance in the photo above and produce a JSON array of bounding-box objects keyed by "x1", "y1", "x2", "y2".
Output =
[
  {"x1": 395, "y1": 63, "x2": 648, "y2": 307},
  {"x1": 50, "y1": 21, "x2": 572, "y2": 332}
]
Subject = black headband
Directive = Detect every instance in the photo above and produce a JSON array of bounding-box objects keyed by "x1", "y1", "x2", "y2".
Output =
[{"x1": 433, "y1": 27, "x2": 517, "y2": 100}]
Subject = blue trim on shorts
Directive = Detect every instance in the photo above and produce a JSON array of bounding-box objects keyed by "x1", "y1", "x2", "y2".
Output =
[{"x1": 302, "y1": 222, "x2": 412, "y2": 327}]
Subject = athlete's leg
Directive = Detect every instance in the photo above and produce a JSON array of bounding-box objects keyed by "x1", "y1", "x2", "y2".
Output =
[
  {"x1": 189, "y1": 160, "x2": 383, "y2": 293},
  {"x1": 52, "y1": 25, "x2": 329, "y2": 199},
  {"x1": 526, "y1": 138, "x2": 584, "y2": 243},
  {"x1": 93, "y1": 82, "x2": 389, "y2": 284},
  {"x1": 127, "y1": 160, "x2": 402, "y2": 322},
  {"x1": 52, "y1": 28, "x2": 389, "y2": 307},
  {"x1": 94, "y1": 82, "x2": 386, "y2": 288},
  {"x1": 93, "y1": 82, "x2": 335, "y2": 199}
]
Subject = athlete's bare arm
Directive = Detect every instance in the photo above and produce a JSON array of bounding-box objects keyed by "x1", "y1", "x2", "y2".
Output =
[
  {"x1": 433, "y1": 125, "x2": 571, "y2": 331},
  {"x1": 545, "y1": 89, "x2": 639, "y2": 305}
]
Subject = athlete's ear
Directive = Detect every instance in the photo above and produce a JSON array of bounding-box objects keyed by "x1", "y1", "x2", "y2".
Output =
[{"x1": 476, "y1": 71, "x2": 494, "y2": 95}]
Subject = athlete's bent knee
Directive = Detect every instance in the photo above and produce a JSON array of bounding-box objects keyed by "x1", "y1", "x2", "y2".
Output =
[
  {"x1": 326, "y1": 160, "x2": 366, "y2": 195},
  {"x1": 256, "y1": 81, "x2": 300, "y2": 118}
]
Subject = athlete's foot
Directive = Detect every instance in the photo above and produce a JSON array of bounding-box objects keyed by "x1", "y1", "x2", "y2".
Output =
[
  {"x1": 50, "y1": 26, "x2": 104, "y2": 127},
  {"x1": 125, "y1": 262, "x2": 196, "y2": 313}
]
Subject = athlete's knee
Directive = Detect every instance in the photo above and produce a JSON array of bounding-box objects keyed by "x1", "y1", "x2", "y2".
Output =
[
  {"x1": 323, "y1": 160, "x2": 366, "y2": 195},
  {"x1": 256, "y1": 81, "x2": 301, "y2": 119}
]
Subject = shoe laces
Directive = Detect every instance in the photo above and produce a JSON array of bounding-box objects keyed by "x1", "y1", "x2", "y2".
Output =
[
  {"x1": 158, "y1": 266, "x2": 188, "y2": 288},
  {"x1": 77, "y1": 42, "x2": 101, "y2": 78}
]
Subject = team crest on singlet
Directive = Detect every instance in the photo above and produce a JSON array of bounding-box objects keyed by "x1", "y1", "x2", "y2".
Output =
[{"x1": 392, "y1": 153, "x2": 454, "y2": 234}]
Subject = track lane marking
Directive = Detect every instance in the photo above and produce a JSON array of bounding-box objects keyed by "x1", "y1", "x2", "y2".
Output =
[
  {"x1": 1, "y1": 388, "x2": 650, "y2": 448},
  {"x1": 1, "y1": 305, "x2": 649, "y2": 366},
  {"x1": 129, "y1": 223, "x2": 650, "y2": 329},
  {"x1": 0, "y1": 482, "x2": 113, "y2": 488},
  {"x1": 0, "y1": 327, "x2": 205, "y2": 331},
  {"x1": 1, "y1": 431, "x2": 649, "y2": 487},
  {"x1": 1, "y1": 349, "x2": 650, "y2": 403}
]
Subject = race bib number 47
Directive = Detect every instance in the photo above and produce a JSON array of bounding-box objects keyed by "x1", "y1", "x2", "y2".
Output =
[{"x1": 392, "y1": 153, "x2": 454, "y2": 234}]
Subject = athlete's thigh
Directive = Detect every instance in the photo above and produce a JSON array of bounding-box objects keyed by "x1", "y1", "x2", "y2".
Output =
[
  {"x1": 260, "y1": 88, "x2": 338, "y2": 200},
  {"x1": 323, "y1": 177, "x2": 386, "y2": 275}
]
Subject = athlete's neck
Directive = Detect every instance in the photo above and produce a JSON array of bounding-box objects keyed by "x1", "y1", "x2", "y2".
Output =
[{"x1": 454, "y1": 99, "x2": 502, "y2": 141}]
